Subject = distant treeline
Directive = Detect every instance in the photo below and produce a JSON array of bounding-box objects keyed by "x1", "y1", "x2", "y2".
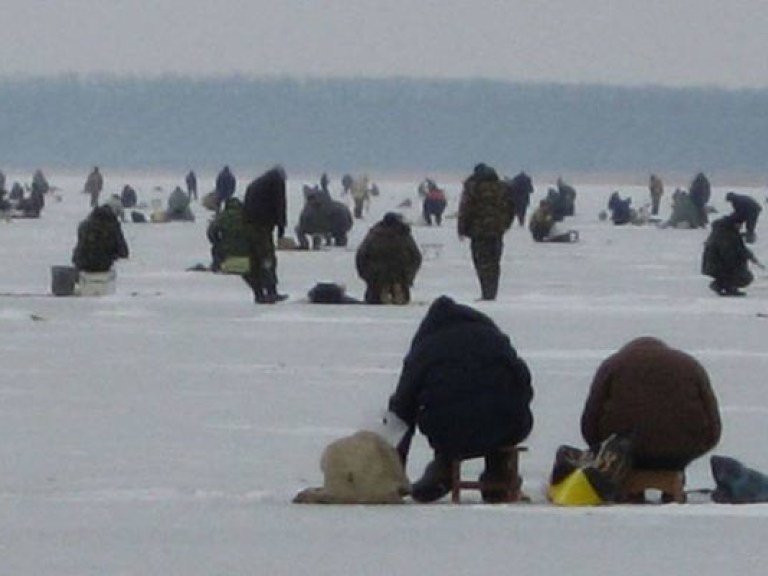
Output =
[{"x1": 1, "y1": 75, "x2": 767, "y2": 177}]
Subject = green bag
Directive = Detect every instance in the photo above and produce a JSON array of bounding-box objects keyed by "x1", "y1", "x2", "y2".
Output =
[{"x1": 220, "y1": 256, "x2": 250, "y2": 274}]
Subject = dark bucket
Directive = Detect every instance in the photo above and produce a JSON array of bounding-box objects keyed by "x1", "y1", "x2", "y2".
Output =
[{"x1": 51, "y1": 265, "x2": 78, "y2": 296}]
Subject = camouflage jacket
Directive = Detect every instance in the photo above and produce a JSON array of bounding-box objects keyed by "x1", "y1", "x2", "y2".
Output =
[{"x1": 457, "y1": 176, "x2": 512, "y2": 238}]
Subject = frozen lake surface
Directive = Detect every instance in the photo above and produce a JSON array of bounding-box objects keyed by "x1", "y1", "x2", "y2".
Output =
[{"x1": 1, "y1": 171, "x2": 768, "y2": 575}]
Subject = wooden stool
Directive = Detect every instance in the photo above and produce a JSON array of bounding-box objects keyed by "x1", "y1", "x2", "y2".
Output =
[
  {"x1": 450, "y1": 446, "x2": 527, "y2": 503},
  {"x1": 619, "y1": 469, "x2": 686, "y2": 503}
]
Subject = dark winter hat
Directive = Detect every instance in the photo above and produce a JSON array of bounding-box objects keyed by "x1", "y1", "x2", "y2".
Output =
[
  {"x1": 473, "y1": 163, "x2": 498, "y2": 180},
  {"x1": 382, "y1": 212, "x2": 403, "y2": 226}
]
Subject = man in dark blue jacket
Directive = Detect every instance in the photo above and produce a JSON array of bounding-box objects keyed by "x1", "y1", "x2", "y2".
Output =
[
  {"x1": 388, "y1": 295, "x2": 534, "y2": 502},
  {"x1": 215, "y1": 166, "x2": 236, "y2": 209},
  {"x1": 726, "y1": 191, "x2": 762, "y2": 243}
]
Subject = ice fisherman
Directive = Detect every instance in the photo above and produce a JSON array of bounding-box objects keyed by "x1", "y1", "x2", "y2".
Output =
[
  {"x1": 457, "y1": 163, "x2": 513, "y2": 300},
  {"x1": 385, "y1": 295, "x2": 533, "y2": 503},
  {"x1": 242, "y1": 166, "x2": 288, "y2": 304},
  {"x1": 355, "y1": 212, "x2": 422, "y2": 305}
]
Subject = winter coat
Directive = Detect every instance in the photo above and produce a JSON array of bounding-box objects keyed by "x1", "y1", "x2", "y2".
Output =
[
  {"x1": 726, "y1": 193, "x2": 762, "y2": 224},
  {"x1": 215, "y1": 167, "x2": 236, "y2": 202},
  {"x1": 185, "y1": 171, "x2": 197, "y2": 194},
  {"x1": 608, "y1": 192, "x2": 632, "y2": 225},
  {"x1": 529, "y1": 203, "x2": 556, "y2": 241},
  {"x1": 388, "y1": 295, "x2": 534, "y2": 459},
  {"x1": 702, "y1": 214, "x2": 755, "y2": 285},
  {"x1": 31, "y1": 170, "x2": 49, "y2": 197},
  {"x1": 545, "y1": 188, "x2": 571, "y2": 222},
  {"x1": 121, "y1": 185, "x2": 138, "y2": 208},
  {"x1": 457, "y1": 165, "x2": 513, "y2": 238},
  {"x1": 350, "y1": 176, "x2": 370, "y2": 201},
  {"x1": 207, "y1": 198, "x2": 250, "y2": 260},
  {"x1": 665, "y1": 189, "x2": 703, "y2": 228},
  {"x1": 423, "y1": 188, "x2": 447, "y2": 209},
  {"x1": 356, "y1": 214, "x2": 422, "y2": 289},
  {"x1": 556, "y1": 180, "x2": 577, "y2": 217},
  {"x1": 581, "y1": 337, "x2": 721, "y2": 471},
  {"x1": 165, "y1": 187, "x2": 195, "y2": 221},
  {"x1": 649, "y1": 174, "x2": 664, "y2": 200},
  {"x1": 72, "y1": 205, "x2": 130, "y2": 272},
  {"x1": 84, "y1": 169, "x2": 103, "y2": 195},
  {"x1": 504, "y1": 172, "x2": 534, "y2": 221},
  {"x1": 243, "y1": 168, "x2": 287, "y2": 231},
  {"x1": 296, "y1": 191, "x2": 352, "y2": 239},
  {"x1": 689, "y1": 172, "x2": 711, "y2": 209}
]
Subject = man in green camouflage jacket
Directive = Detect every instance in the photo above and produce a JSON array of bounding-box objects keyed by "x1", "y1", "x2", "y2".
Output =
[{"x1": 457, "y1": 164, "x2": 513, "y2": 300}]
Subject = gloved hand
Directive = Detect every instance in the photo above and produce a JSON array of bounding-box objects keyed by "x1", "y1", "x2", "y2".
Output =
[{"x1": 277, "y1": 225, "x2": 285, "y2": 239}]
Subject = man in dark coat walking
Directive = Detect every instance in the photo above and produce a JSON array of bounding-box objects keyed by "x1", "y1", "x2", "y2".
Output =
[
  {"x1": 388, "y1": 296, "x2": 534, "y2": 502},
  {"x1": 457, "y1": 164, "x2": 513, "y2": 300},
  {"x1": 242, "y1": 166, "x2": 287, "y2": 303}
]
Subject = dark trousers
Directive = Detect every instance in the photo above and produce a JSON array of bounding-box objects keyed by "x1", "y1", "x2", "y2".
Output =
[
  {"x1": 470, "y1": 235, "x2": 503, "y2": 300},
  {"x1": 243, "y1": 225, "x2": 278, "y2": 300}
]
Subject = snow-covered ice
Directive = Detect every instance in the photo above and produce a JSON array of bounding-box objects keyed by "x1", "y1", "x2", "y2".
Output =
[{"x1": 1, "y1": 171, "x2": 768, "y2": 575}]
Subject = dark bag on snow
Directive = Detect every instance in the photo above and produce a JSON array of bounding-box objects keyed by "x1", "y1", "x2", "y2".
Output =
[
  {"x1": 711, "y1": 455, "x2": 768, "y2": 503},
  {"x1": 308, "y1": 282, "x2": 359, "y2": 304}
]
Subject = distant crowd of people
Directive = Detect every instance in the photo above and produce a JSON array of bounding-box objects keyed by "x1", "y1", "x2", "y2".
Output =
[
  {"x1": 0, "y1": 169, "x2": 49, "y2": 218},
  {"x1": 2, "y1": 161, "x2": 763, "y2": 301}
]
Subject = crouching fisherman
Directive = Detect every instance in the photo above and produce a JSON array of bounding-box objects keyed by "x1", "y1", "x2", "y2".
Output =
[
  {"x1": 69, "y1": 204, "x2": 129, "y2": 296},
  {"x1": 529, "y1": 199, "x2": 578, "y2": 243},
  {"x1": 72, "y1": 204, "x2": 130, "y2": 273},
  {"x1": 207, "y1": 197, "x2": 250, "y2": 273},
  {"x1": 386, "y1": 296, "x2": 534, "y2": 503}
]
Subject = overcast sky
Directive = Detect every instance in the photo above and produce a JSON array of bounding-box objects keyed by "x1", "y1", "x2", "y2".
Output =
[{"x1": 5, "y1": 0, "x2": 768, "y2": 88}]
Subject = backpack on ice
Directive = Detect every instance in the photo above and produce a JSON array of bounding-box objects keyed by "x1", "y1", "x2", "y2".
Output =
[{"x1": 711, "y1": 455, "x2": 768, "y2": 503}]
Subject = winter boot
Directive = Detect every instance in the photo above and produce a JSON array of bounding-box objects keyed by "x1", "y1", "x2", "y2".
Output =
[
  {"x1": 479, "y1": 271, "x2": 499, "y2": 301},
  {"x1": 411, "y1": 456, "x2": 452, "y2": 503},
  {"x1": 721, "y1": 286, "x2": 746, "y2": 297},
  {"x1": 392, "y1": 283, "x2": 407, "y2": 305},
  {"x1": 708, "y1": 280, "x2": 723, "y2": 295},
  {"x1": 479, "y1": 450, "x2": 518, "y2": 503},
  {"x1": 242, "y1": 274, "x2": 268, "y2": 303},
  {"x1": 379, "y1": 285, "x2": 393, "y2": 305},
  {"x1": 261, "y1": 284, "x2": 288, "y2": 304}
]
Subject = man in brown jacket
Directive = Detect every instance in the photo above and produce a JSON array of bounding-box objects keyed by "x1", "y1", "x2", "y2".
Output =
[{"x1": 581, "y1": 337, "x2": 721, "y2": 473}]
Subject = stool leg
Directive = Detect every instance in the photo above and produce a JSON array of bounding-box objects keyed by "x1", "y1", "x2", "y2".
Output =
[
  {"x1": 451, "y1": 461, "x2": 461, "y2": 503},
  {"x1": 505, "y1": 450, "x2": 520, "y2": 502}
]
